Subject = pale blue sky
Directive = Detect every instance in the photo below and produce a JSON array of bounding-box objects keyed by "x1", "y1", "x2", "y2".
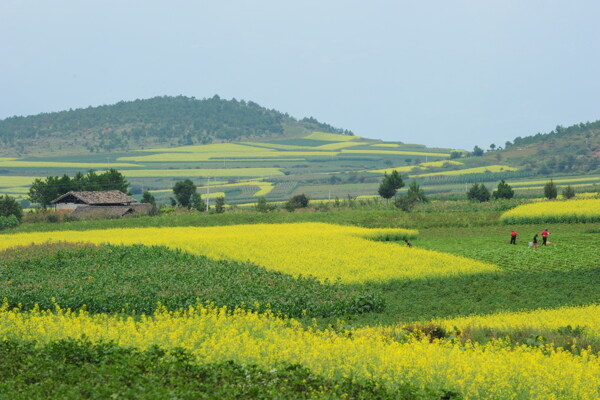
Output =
[{"x1": 1, "y1": 1, "x2": 598, "y2": 149}]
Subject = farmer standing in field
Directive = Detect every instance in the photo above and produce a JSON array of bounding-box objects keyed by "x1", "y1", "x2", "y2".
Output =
[
  {"x1": 541, "y1": 228, "x2": 550, "y2": 246},
  {"x1": 509, "y1": 230, "x2": 518, "y2": 245},
  {"x1": 532, "y1": 234, "x2": 538, "y2": 250}
]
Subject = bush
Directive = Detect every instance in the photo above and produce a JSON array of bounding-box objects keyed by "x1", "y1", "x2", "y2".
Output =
[
  {"x1": 467, "y1": 183, "x2": 491, "y2": 202},
  {"x1": 0, "y1": 195, "x2": 23, "y2": 221},
  {"x1": 0, "y1": 215, "x2": 20, "y2": 230},
  {"x1": 285, "y1": 194, "x2": 309, "y2": 211},
  {"x1": 255, "y1": 197, "x2": 276, "y2": 212},
  {"x1": 214, "y1": 197, "x2": 226, "y2": 214},
  {"x1": 492, "y1": 180, "x2": 514, "y2": 200},
  {"x1": 544, "y1": 179, "x2": 558, "y2": 199},
  {"x1": 394, "y1": 194, "x2": 418, "y2": 212},
  {"x1": 562, "y1": 185, "x2": 576, "y2": 199}
]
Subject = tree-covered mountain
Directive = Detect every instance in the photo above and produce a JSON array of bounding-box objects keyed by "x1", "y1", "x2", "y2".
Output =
[
  {"x1": 485, "y1": 120, "x2": 600, "y2": 175},
  {"x1": 0, "y1": 95, "x2": 352, "y2": 155}
]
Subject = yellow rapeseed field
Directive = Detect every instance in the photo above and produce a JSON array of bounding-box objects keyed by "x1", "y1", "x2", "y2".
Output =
[
  {"x1": 139, "y1": 143, "x2": 265, "y2": 153},
  {"x1": 314, "y1": 141, "x2": 369, "y2": 150},
  {"x1": 368, "y1": 160, "x2": 464, "y2": 174},
  {"x1": 0, "y1": 223, "x2": 499, "y2": 283},
  {"x1": 0, "y1": 304, "x2": 598, "y2": 399},
  {"x1": 119, "y1": 151, "x2": 337, "y2": 162},
  {"x1": 500, "y1": 199, "x2": 600, "y2": 223},
  {"x1": 0, "y1": 161, "x2": 139, "y2": 168},
  {"x1": 358, "y1": 304, "x2": 600, "y2": 342},
  {"x1": 434, "y1": 304, "x2": 600, "y2": 337},
  {"x1": 0, "y1": 176, "x2": 42, "y2": 188},
  {"x1": 413, "y1": 165, "x2": 518, "y2": 177},
  {"x1": 304, "y1": 131, "x2": 357, "y2": 141},
  {"x1": 122, "y1": 168, "x2": 283, "y2": 178},
  {"x1": 123, "y1": 168, "x2": 283, "y2": 177},
  {"x1": 342, "y1": 149, "x2": 450, "y2": 157}
]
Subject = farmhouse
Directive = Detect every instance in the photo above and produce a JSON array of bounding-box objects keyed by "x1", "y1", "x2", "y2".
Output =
[{"x1": 50, "y1": 190, "x2": 151, "y2": 218}]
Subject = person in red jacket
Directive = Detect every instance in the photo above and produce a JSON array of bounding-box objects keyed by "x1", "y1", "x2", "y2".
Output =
[
  {"x1": 509, "y1": 230, "x2": 518, "y2": 245},
  {"x1": 541, "y1": 228, "x2": 550, "y2": 246}
]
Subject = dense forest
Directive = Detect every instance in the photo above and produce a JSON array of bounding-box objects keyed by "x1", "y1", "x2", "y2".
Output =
[{"x1": 0, "y1": 95, "x2": 352, "y2": 154}]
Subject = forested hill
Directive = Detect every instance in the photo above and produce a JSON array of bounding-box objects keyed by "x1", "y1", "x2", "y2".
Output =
[
  {"x1": 493, "y1": 120, "x2": 600, "y2": 175},
  {"x1": 0, "y1": 95, "x2": 352, "y2": 155}
]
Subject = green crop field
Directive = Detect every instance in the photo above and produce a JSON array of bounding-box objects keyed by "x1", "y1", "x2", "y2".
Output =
[{"x1": 1, "y1": 204, "x2": 600, "y2": 398}]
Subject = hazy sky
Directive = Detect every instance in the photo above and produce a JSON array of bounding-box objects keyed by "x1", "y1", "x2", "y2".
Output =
[{"x1": 1, "y1": 1, "x2": 599, "y2": 150}]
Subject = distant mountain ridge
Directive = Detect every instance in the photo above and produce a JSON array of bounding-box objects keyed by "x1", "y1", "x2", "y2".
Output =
[{"x1": 0, "y1": 95, "x2": 352, "y2": 156}]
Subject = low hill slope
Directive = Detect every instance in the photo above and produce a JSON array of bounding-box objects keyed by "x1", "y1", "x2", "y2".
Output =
[
  {"x1": 0, "y1": 95, "x2": 352, "y2": 156},
  {"x1": 495, "y1": 120, "x2": 600, "y2": 175}
]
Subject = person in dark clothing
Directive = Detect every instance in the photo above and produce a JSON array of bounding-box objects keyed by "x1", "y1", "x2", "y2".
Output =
[
  {"x1": 541, "y1": 229, "x2": 550, "y2": 246},
  {"x1": 532, "y1": 234, "x2": 538, "y2": 250},
  {"x1": 404, "y1": 239, "x2": 413, "y2": 247},
  {"x1": 509, "y1": 230, "x2": 517, "y2": 245}
]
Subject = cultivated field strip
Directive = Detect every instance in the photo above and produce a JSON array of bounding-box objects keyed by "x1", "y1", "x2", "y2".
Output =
[
  {"x1": 0, "y1": 223, "x2": 501, "y2": 283},
  {"x1": 1, "y1": 305, "x2": 598, "y2": 399},
  {"x1": 500, "y1": 198, "x2": 600, "y2": 223}
]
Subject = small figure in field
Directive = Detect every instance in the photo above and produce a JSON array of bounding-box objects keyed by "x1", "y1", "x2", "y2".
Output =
[
  {"x1": 532, "y1": 234, "x2": 538, "y2": 250},
  {"x1": 404, "y1": 239, "x2": 413, "y2": 248},
  {"x1": 541, "y1": 228, "x2": 550, "y2": 246},
  {"x1": 509, "y1": 230, "x2": 518, "y2": 245}
]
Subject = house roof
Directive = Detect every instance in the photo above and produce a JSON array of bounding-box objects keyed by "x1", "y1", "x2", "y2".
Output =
[{"x1": 51, "y1": 190, "x2": 135, "y2": 205}]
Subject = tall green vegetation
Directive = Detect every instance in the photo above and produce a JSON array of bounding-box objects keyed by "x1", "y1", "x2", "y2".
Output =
[
  {"x1": 544, "y1": 179, "x2": 558, "y2": 199},
  {"x1": 562, "y1": 185, "x2": 576, "y2": 199},
  {"x1": 172, "y1": 179, "x2": 205, "y2": 210},
  {"x1": 394, "y1": 180, "x2": 428, "y2": 211},
  {"x1": 467, "y1": 183, "x2": 490, "y2": 202},
  {"x1": 28, "y1": 169, "x2": 130, "y2": 206},
  {"x1": 0, "y1": 195, "x2": 23, "y2": 221},
  {"x1": 284, "y1": 194, "x2": 310, "y2": 211},
  {"x1": 492, "y1": 179, "x2": 514, "y2": 200},
  {"x1": 378, "y1": 170, "x2": 404, "y2": 200}
]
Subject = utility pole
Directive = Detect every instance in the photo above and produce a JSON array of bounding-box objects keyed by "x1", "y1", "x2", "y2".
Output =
[{"x1": 206, "y1": 177, "x2": 210, "y2": 211}]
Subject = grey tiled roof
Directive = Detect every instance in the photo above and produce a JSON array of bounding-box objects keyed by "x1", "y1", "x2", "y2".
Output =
[{"x1": 51, "y1": 190, "x2": 135, "y2": 205}]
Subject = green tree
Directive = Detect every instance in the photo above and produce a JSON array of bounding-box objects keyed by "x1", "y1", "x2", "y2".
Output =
[
  {"x1": 449, "y1": 151, "x2": 462, "y2": 159},
  {"x1": 191, "y1": 193, "x2": 206, "y2": 212},
  {"x1": 215, "y1": 196, "x2": 226, "y2": 213},
  {"x1": 544, "y1": 179, "x2": 558, "y2": 199},
  {"x1": 562, "y1": 185, "x2": 576, "y2": 199},
  {"x1": 467, "y1": 183, "x2": 490, "y2": 202},
  {"x1": 378, "y1": 171, "x2": 405, "y2": 200},
  {"x1": 28, "y1": 169, "x2": 131, "y2": 206},
  {"x1": 29, "y1": 176, "x2": 61, "y2": 207},
  {"x1": 472, "y1": 146, "x2": 484, "y2": 156},
  {"x1": 285, "y1": 194, "x2": 309, "y2": 211},
  {"x1": 141, "y1": 190, "x2": 156, "y2": 206},
  {"x1": 255, "y1": 197, "x2": 276, "y2": 212},
  {"x1": 492, "y1": 179, "x2": 514, "y2": 199},
  {"x1": 172, "y1": 179, "x2": 198, "y2": 208},
  {"x1": 406, "y1": 180, "x2": 428, "y2": 203},
  {"x1": 0, "y1": 195, "x2": 23, "y2": 221}
]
